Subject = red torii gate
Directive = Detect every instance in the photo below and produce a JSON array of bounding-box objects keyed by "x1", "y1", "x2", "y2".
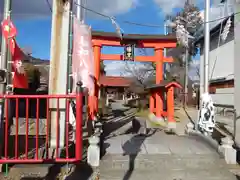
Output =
[{"x1": 90, "y1": 31, "x2": 177, "y2": 119}]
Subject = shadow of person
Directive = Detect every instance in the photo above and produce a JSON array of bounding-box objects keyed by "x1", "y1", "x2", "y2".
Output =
[
  {"x1": 121, "y1": 129, "x2": 157, "y2": 180},
  {"x1": 64, "y1": 162, "x2": 93, "y2": 180}
]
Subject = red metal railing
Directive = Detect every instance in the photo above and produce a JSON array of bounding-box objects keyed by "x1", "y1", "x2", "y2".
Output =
[{"x1": 0, "y1": 93, "x2": 83, "y2": 163}]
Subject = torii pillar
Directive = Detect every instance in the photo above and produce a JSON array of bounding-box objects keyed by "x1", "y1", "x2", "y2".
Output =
[{"x1": 155, "y1": 47, "x2": 164, "y2": 118}]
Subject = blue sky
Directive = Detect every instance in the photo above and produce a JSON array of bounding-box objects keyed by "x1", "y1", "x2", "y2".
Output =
[
  {"x1": 14, "y1": 1, "x2": 166, "y2": 59},
  {"x1": 6, "y1": 0, "x2": 205, "y2": 77}
]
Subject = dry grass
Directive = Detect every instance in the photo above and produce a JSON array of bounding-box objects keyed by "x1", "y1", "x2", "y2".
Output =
[{"x1": 135, "y1": 109, "x2": 149, "y2": 118}]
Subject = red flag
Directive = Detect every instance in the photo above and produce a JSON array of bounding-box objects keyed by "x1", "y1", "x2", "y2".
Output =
[
  {"x1": 10, "y1": 39, "x2": 28, "y2": 89},
  {"x1": 1, "y1": 19, "x2": 17, "y2": 38},
  {"x1": 1, "y1": 19, "x2": 28, "y2": 89}
]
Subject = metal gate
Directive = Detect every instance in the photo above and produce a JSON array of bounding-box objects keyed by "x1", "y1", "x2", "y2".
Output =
[{"x1": 0, "y1": 93, "x2": 83, "y2": 163}]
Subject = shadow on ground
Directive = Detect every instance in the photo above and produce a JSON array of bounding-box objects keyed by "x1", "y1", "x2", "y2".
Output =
[
  {"x1": 19, "y1": 162, "x2": 94, "y2": 180},
  {"x1": 102, "y1": 109, "x2": 135, "y2": 140},
  {"x1": 121, "y1": 130, "x2": 158, "y2": 180},
  {"x1": 1, "y1": 135, "x2": 46, "y2": 173},
  {"x1": 100, "y1": 108, "x2": 136, "y2": 158},
  {"x1": 18, "y1": 140, "x2": 93, "y2": 180}
]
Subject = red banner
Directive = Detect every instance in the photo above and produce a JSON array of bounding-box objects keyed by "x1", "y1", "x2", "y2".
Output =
[
  {"x1": 72, "y1": 18, "x2": 94, "y2": 95},
  {"x1": 1, "y1": 19, "x2": 28, "y2": 89}
]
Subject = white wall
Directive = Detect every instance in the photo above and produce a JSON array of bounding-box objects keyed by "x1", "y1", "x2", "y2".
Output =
[
  {"x1": 209, "y1": 40, "x2": 234, "y2": 80},
  {"x1": 199, "y1": 28, "x2": 234, "y2": 106},
  {"x1": 212, "y1": 87, "x2": 234, "y2": 106},
  {"x1": 200, "y1": 33, "x2": 234, "y2": 81}
]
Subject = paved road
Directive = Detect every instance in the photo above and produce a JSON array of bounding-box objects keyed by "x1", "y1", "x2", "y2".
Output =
[{"x1": 111, "y1": 100, "x2": 129, "y2": 110}]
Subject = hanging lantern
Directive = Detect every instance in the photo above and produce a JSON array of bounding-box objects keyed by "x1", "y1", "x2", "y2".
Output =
[{"x1": 124, "y1": 44, "x2": 134, "y2": 61}]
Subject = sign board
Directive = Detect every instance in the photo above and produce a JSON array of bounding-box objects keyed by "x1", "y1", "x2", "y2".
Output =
[{"x1": 124, "y1": 44, "x2": 134, "y2": 61}]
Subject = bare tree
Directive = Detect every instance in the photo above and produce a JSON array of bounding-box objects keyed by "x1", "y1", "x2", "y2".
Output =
[{"x1": 123, "y1": 61, "x2": 155, "y2": 87}]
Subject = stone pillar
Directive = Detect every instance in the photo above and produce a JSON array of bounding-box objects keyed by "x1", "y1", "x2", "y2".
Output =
[
  {"x1": 185, "y1": 122, "x2": 194, "y2": 134},
  {"x1": 87, "y1": 136, "x2": 100, "y2": 167},
  {"x1": 219, "y1": 137, "x2": 236, "y2": 164}
]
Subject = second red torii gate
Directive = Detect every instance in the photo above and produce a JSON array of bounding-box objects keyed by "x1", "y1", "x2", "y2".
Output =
[{"x1": 90, "y1": 31, "x2": 177, "y2": 119}]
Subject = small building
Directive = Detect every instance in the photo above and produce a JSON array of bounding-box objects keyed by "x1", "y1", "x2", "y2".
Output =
[{"x1": 99, "y1": 76, "x2": 133, "y2": 100}]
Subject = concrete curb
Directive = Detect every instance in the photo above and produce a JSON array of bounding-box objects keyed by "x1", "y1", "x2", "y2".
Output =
[
  {"x1": 183, "y1": 109, "x2": 230, "y2": 159},
  {"x1": 186, "y1": 121, "x2": 237, "y2": 164},
  {"x1": 187, "y1": 130, "x2": 224, "y2": 157}
]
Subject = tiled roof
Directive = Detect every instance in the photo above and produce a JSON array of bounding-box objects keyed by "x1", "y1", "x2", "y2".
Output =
[
  {"x1": 99, "y1": 76, "x2": 132, "y2": 87},
  {"x1": 146, "y1": 80, "x2": 182, "y2": 90}
]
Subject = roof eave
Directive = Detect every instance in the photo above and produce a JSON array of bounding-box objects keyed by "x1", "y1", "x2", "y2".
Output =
[{"x1": 92, "y1": 31, "x2": 177, "y2": 41}]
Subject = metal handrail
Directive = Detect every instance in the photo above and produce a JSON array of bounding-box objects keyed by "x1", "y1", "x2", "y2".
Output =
[
  {"x1": 214, "y1": 103, "x2": 236, "y2": 141},
  {"x1": 214, "y1": 103, "x2": 234, "y2": 109}
]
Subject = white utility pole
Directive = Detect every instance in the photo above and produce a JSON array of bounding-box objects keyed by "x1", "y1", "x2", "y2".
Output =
[
  {"x1": 184, "y1": 48, "x2": 189, "y2": 107},
  {"x1": 204, "y1": 0, "x2": 210, "y2": 93},
  {"x1": 0, "y1": 0, "x2": 11, "y2": 144},
  {"x1": 49, "y1": 0, "x2": 71, "y2": 148},
  {"x1": 0, "y1": 0, "x2": 11, "y2": 100},
  {"x1": 163, "y1": 23, "x2": 167, "y2": 80},
  {"x1": 196, "y1": 0, "x2": 211, "y2": 132},
  {"x1": 76, "y1": 0, "x2": 84, "y2": 22}
]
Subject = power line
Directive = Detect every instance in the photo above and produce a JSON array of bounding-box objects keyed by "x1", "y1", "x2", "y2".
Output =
[
  {"x1": 74, "y1": 2, "x2": 163, "y2": 28},
  {"x1": 74, "y1": 2, "x2": 239, "y2": 28},
  {"x1": 45, "y1": 0, "x2": 52, "y2": 13}
]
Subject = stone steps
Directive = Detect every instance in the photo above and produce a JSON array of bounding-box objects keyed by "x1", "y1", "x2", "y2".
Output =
[
  {"x1": 99, "y1": 169, "x2": 237, "y2": 180},
  {"x1": 101, "y1": 154, "x2": 226, "y2": 170},
  {"x1": 99, "y1": 154, "x2": 237, "y2": 180}
]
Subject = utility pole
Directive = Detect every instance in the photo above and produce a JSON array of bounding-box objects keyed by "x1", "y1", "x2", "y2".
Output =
[
  {"x1": 183, "y1": 17, "x2": 189, "y2": 108},
  {"x1": 204, "y1": 0, "x2": 210, "y2": 93},
  {"x1": 76, "y1": 0, "x2": 84, "y2": 22},
  {"x1": 0, "y1": 0, "x2": 11, "y2": 159},
  {"x1": 184, "y1": 48, "x2": 189, "y2": 108},
  {"x1": 0, "y1": 0, "x2": 11, "y2": 111},
  {"x1": 196, "y1": 0, "x2": 210, "y2": 132},
  {"x1": 163, "y1": 23, "x2": 167, "y2": 80},
  {"x1": 163, "y1": 22, "x2": 167, "y2": 111},
  {"x1": 49, "y1": 0, "x2": 71, "y2": 148}
]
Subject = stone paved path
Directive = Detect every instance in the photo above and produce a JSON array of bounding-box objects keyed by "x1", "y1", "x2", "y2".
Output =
[
  {"x1": 100, "y1": 103, "x2": 238, "y2": 180},
  {"x1": 100, "y1": 130, "x2": 237, "y2": 180}
]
